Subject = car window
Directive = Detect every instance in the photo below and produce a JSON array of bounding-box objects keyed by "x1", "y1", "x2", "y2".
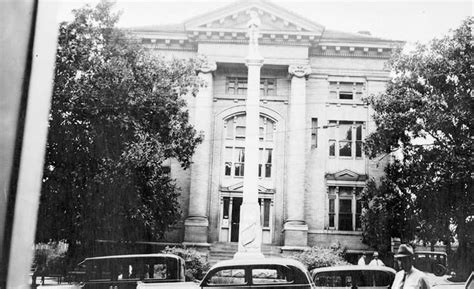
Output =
[
  {"x1": 314, "y1": 270, "x2": 393, "y2": 287},
  {"x1": 207, "y1": 268, "x2": 246, "y2": 285},
  {"x1": 251, "y1": 267, "x2": 292, "y2": 285},
  {"x1": 314, "y1": 272, "x2": 344, "y2": 287},
  {"x1": 355, "y1": 270, "x2": 373, "y2": 286},
  {"x1": 374, "y1": 271, "x2": 393, "y2": 286}
]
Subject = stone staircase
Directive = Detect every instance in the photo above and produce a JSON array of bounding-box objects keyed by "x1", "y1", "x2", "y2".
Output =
[{"x1": 208, "y1": 242, "x2": 283, "y2": 264}]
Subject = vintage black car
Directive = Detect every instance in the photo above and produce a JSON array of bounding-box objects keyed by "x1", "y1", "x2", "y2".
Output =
[
  {"x1": 311, "y1": 265, "x2": 396, "y2": 289},
  {"x1": 199, "y1": 258, "x2": 316, "y2": 288},
  {"x1": 76, "y1": 253, "x2": 189, "y2": 289},
  {"x1": 413, "y1": 251, "x2": 448, "y2": 276}
]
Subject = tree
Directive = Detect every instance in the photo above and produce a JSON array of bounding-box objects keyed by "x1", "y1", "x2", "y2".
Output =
[
  {"x1": 36, "y1": 0, "x2": 203, "y2": 261},
  {"x1": 360, "y1": 164, "x2": 418, "y2": 256},
  {"x1": 364, "y1": 17, "x2": 473, "y2": 279}
]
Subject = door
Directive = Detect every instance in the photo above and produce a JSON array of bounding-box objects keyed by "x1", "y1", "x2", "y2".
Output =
[{"x1": 230, "y1": 197, "x2": 242, "y2": 242}]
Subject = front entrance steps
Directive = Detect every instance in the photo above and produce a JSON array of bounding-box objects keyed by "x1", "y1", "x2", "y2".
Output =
[{"x1": 208, "y1": 242, "x2": 282, "y2": 264}]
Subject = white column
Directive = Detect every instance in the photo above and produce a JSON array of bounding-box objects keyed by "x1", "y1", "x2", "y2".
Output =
[
  {"x1": 234, "y1": 10, "x2": 264, "y2": 259},
  {"x1": 283, "y1": 65, "x2": 311, "y2": 248},
  {"x1": 184, "y1": 61, "x2": 216, "y2": 244}
]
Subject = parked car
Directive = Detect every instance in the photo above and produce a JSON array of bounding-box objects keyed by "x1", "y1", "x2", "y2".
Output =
[
  {"x1": 199, "y1": 257, "x2": 316, "y2": 288},
  {"x1": 74, "y1": 253, "x2": 196, "y2": 289},
  {"x1": 413, "y1": 251, "x2": 448, "y2": 276},
  {"x1": 311, "y1": 265, "x2": 396, "y2": 289}
]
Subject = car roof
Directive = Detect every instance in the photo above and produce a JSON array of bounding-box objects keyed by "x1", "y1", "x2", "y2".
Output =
[
  {"x1": 311, "y1": 265, "x2": 396, "y2": 274},
  {"x1": 414, "y1": 251, "x2": 447, "y2": 255},
  {"x1": 208, "y1": 257, "x2": 309, "y2": 272},
  {"x1": 80, "y1": 253, "x2": 183, "y2": 263}
]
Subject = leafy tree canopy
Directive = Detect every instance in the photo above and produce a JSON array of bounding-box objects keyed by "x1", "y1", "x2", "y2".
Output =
[
  {"x1": 36, "y1": 0, "x2": 203, "y2": 253},
  {"x1": 364, "y1": 17, "x2": 473, "y2": 278}
]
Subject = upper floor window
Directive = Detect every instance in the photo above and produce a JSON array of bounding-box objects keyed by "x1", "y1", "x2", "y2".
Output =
[
  {"x1": 224, "y1": 114, "x2": 275, "y2": 179},
  {"x1": 329, "y1": 82, "x2": 364, "y2": 101},
  {"x1": 328, "y1": 120, "x2": 364, "y2": 158},
  {"x1": 328, "y1": 186, "x2": 363, "y2": 231},
  {"x1": 227, "y1": 77, "x2": 248, "y2": 95},
  {"x1": 226, "y1": 77, "x2": 277, "y2": 96}
]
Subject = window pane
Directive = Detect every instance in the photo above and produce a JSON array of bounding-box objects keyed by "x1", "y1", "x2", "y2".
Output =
[
  {"x1": 339, "y1": 214, "x2": 352, "y2": 230},
  {"x1": 339, "y1": 92, "x2": 353, "y2": 100},
  {"x1": 263, "y1": 199, "x2": 270, "y2": 227},
  {"x1": 356, "y1": 141, "x2": 362, "y2": 157},
  {"x1": 235, "y1": 149, "x2": 245, "y2": 162},
  {"x1": 340, "y1": 199, "x2": 352, "y2": 213},
  {"x1": 223, "y1": 197, "x2": 230, "y2": 219},
  {"x1": 329, "y1": 140, "x2": 336, "y2": 156},
  {"x1": 234, "y1": 163, "x2": 244, "y2": 176},
  {"x1": 265, "y1": 164, "x2": 271, "y2": 178},
  {"x1": 266, "y1": 149, "x2": 272, "y2": 164},
  {"x1": 252, "y1": 267, "x2": 291, "y2": 284},
  {"x1": 208, "y1": 269, "x2": 246, "y2": 285},
  {"x1": 311, "y1": 118, "x2": 318, "y2": 148},
  {"x1": 225, "y1": 120, "x2": 234, "y2": 139},
  {"x1": 356, "y1": 200, "x2": 362, "y2": 229},
  {"x1": 329, "y1": 199, "x2": 335, "y2": 228},
  {"x1": 266, "y1": 121, "x2": 273, "y2": 141},
  {"x1": 236, "y1": 126, "x2": 246, "y2": 138},
  {"x1": 356, "y1": 124, "x2": 362, "y2": 140},
  {"x1": 225, "y1": 162, "x2": 232, "y2": 176},
  {"x1": 339, "y1": 141, "x2": 352, "y2": 157},
  {"x1": 339, "y1": 199, "x2": 352, "y2": 230},
  {"x1": 339, "y1": 123, "x2": 352, "y2": 140}
]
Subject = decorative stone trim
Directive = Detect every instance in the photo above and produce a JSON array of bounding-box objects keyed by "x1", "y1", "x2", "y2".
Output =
[
  {"x1": 288, "y1": 65, "x2": 312, "y2": 78},
  {"x1": 198, "y1": 61, "x2": 217, "y2": 74}
]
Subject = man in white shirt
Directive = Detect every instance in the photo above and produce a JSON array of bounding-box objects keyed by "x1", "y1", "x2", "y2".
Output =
[
  {"x1": 391, "y1": 244, "x2": 431, "y2": 289},
  {"x1": 369, "y1": 251, "x2": 385, "y2": 266},
  {"x1": 358, "y1": 251, "x2": 368, "y2": 265}
]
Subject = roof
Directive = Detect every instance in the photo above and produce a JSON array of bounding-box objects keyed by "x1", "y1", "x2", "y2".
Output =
[
  {"x1": 80, "y1": 253, "x2": 183, "y2": 263},
  {"x1": 127, "y1": 0, "x2": 402, "y2": 47},
  {"x1": 311, "y1": 265, "x2": 396, "y2": 274},
  {"x1": 208, "y1": 257, "x2": 309, "y2": 272},
  {"x1": 414, "y1": 251, "x2": 447, "y2": 255}
]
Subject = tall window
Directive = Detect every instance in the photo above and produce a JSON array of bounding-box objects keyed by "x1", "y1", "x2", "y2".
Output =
[
  {"x1": 327, "y1": 186, "x2": 363, "y2": 231},
  {"x1": 329, "y1": 81, "x2": 364, "y2": 101},
  {"x1": 311, "y1": 118, "x2": 318, "y2": 148},
  {"x1": 328, "y1": 121, "x2": 364, "y2": 158},
  {"x1": 226, "y1": 77, "x2": 277, "y2": 96},
  {"x1": 224, "y1": 114, "x2": 275, "y2": 178}
]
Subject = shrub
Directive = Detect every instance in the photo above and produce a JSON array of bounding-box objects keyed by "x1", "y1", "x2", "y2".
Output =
[
  {"x1": 161, "y1": 246, "x2": 210, "y2": 281},
  {"x1": 33, "y1": 240, "x2": 68, "y2": 276},
  {"x1": 289, "y1": 245, "x2": 350, "y2": 271}
]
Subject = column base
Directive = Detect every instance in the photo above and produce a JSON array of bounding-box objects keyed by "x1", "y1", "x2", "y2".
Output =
[
  {"x1": 283, "y1": 221, "x2": 308, "y2": 247},
  {"x1": 234, "y1": 251, "x2": 265, "y2": 260},
  {"x1": 184, "y1": 216, "x2": 209, "y2": 243}
]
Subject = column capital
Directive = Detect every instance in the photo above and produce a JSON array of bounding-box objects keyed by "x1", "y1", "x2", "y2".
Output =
[
  {"x1": 289, "y1": 65, "x2": 312, "y2": 78},
  {"x1": 198, "y1": 61, "x2": 217, "y2": 74}
]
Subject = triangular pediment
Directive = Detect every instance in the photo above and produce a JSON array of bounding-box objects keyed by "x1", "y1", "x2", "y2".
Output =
[
  {"x1": 325, "y1": 170, "x2": 368, "y2": 182},
  {"x1": 185, "y1": 0, "x2": 324, "y2": 35},
  {"x1": 221, "y1": 182, "x2": 273, "y2": 194}
]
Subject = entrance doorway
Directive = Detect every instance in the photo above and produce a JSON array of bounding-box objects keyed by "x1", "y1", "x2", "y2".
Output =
[
  {"x1": 219, "y1": 195, "x2": 273, "y2": 244},
  {"x1": 230, "y1": 197, "x2": 242, "y2": 242}
]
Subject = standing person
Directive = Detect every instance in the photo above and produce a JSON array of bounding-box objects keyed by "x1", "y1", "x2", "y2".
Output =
[
  {"x1": 358, "y1": 252, "x2": 368, "y2": 265},
  {"x1": 369, "y1": 251, "x2": 385, "y2": 266},
  {"x1": 392, "y1": 244, "x2": 431, "y2": 289}
]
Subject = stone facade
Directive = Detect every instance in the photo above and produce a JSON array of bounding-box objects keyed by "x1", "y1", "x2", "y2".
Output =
[{"x1": 131, "y1": 0, "x2": 403, "y2": 253}]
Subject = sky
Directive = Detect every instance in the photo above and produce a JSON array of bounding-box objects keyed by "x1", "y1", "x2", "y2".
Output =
[{"x1": 52, "y1": 0, "x2": 472, "y2": 44}]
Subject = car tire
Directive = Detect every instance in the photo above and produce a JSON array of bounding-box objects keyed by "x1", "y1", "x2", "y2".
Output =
[{"x1": 433, "y1": 264, "x2": 447, "y2": 276}]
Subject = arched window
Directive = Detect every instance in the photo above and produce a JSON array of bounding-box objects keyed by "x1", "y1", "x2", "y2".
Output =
[{"x1": 223, "y1": 114, "x2": 275, "y2": 178}]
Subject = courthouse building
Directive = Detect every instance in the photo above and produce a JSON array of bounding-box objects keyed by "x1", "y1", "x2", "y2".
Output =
[{"x1": 131, "y1": 0, "x2": 402, "y2": 255}]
